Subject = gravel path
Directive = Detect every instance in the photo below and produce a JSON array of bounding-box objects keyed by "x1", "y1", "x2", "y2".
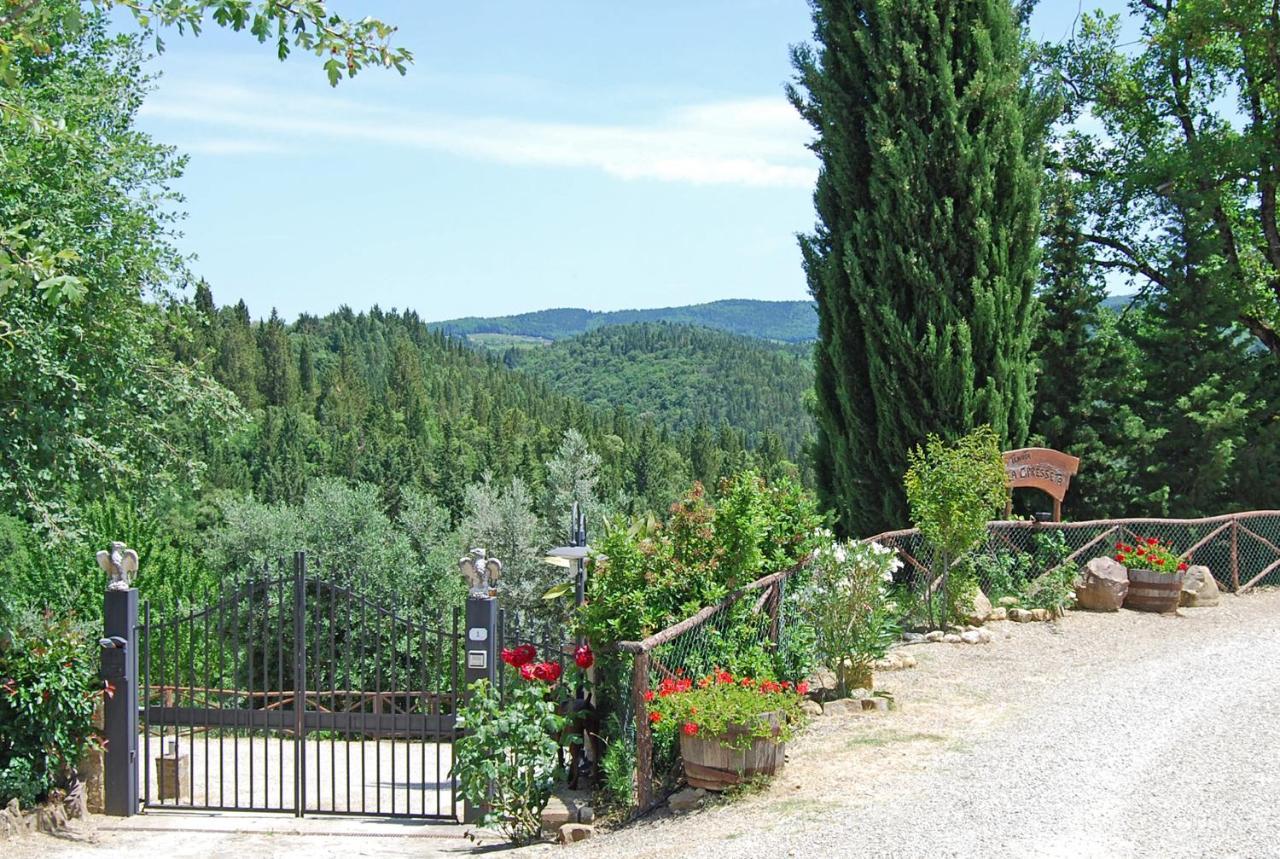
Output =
[{"x1": 551, "y1": 590, "x2": 1280, "y2": 859}]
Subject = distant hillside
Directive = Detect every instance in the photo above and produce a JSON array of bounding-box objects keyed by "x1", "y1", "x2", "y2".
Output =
[
  {"x1": 507, "y1": 322, "x2": 816, "y2": 460},
  {"x1": 431, "y1": 299, "x2": 817, "y2": 344}
]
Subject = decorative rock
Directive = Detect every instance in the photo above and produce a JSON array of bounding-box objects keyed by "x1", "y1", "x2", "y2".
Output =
[
  {"x1": 998, "y1": 596, "x2": 1021, "y2": 607},
  {"x1": 965, "y1": 589, "x2": 994, "y2": 625},
  {"x1": 668, "y1": 787, "x2": 707, "y2": 812},
  {"x1": 805, "y1": 667, "x2": 840, "y2": 702},
  {"x1": 942, "y1": 633, "x2": 963, "y2": 643},
  {"x1": 800, "y1": 698, "x2": 823, "y2": 717},
  {"x1": 924, "y1": 630, "x2": 945, "y2": 643},
  {"x1": 822, "y1": 698, "x2": 864, "y2": 717},
  {"x1": 1075, "y1": 557, "x2": 1130, "y2": 611},
  {"x1": 960, "y1": 629, "x2": 984, "y2": 644},
  {"x1": 1030, "y1": 608, "x2": 1051, "y2": 621},
  {"x1": 559, "y1": 823, "x2": 594, "y2": 844},
  {"x1": 577, "y1": 805, "x2": 595, "y2": 824},
  {"x1": 1180, "y1": 565, "x2": 1221, "y2": 607},
  {"x1": 987, "y1": 607, "x2": 1008, "y2": 622},
  {"x1": 1008, "y1": 608, "x2": 1043, "y2": 623},
  {"x1": 901, "y1": 632, "x2": 926, "y2": 644},
  {"x1": 861, "y1": 697, "x2": 891, "y2": 712},
  {"x1": 897, "y1": 654, "x2": 917, "y2": 669}
]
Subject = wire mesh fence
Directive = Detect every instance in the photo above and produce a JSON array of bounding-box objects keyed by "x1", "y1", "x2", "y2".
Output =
[
  {"x1": 866, "y1": 511, "x2": 1280, "y2": 597},
  {"x1": 611, "y1": 511, "x2": 1280, "y2": 812}
]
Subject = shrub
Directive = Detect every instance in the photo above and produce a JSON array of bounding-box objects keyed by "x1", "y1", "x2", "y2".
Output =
[
  {"x1": 801, "y1": 540, "x2": 900, "y2": 696},
  {"x1": 452, "y1": 678, "x2": 566, "y2": 845},
  {"x1": 903, "y1": 427, "x2": 1007, "y2": 628},
  {"x1": 0, "y1": 609, "x2": 103, "y2": 806}
]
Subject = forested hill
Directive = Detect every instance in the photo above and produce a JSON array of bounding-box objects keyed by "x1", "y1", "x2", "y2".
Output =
[
  {"x1": 506, "y1": 323, "x2": 816, "y2": 460},
  {"x1": 430, "y1": 299, "x2": 817, "y2": 344},
  {"x1": 180, "y1": 293, "x2": 802, "y2": 520}
]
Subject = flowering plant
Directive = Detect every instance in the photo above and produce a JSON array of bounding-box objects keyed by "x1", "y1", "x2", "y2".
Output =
[
  {"x1": 501, "y1": 643, "x2": 565, "y2": 685},
  {"x1": 1115, "y1": 538, "x2": 1188, "y2": 575},
  {"x1": 452, "y1": 679, "x2": 565, "y2": 845},
  {"x1": 799, "y1": 540, "x2": 900, "y2": 697},
  {"x1": 646, "y1": 670, "x2": 808, "y2": 750}
]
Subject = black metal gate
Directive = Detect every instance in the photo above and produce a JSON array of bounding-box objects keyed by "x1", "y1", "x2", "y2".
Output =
[{"x1": 139, "y1": 552, "x2": 463, "y2": 818}]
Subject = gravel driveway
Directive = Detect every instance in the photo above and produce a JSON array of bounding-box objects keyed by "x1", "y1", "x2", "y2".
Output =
[{"x1": 549, "y1": 590, "x2": 1280, "y2": 859}]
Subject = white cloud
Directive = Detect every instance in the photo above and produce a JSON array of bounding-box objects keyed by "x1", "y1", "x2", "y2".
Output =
[
  {"x1": 141, "y1": 80, "x2": 816, "y2": 189},
  {"x1": 176, "y1": 138, "x2": 291, "y2": 156}
]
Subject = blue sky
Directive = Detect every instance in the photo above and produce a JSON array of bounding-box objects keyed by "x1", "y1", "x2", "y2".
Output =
[{"x1": 131, "y1": 1, "x2": 1126, "y2": 321}]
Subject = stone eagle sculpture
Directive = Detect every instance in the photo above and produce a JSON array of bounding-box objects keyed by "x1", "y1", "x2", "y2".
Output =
[
  {"x1": 459, "y1": 547, "x2": 502, "y2": 597},
  {"x1": 96, "y1": 541, "x2": 138, "y2": 591}
]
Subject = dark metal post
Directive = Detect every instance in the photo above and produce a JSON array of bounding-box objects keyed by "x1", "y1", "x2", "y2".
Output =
[
  {"x1": 463, "y1": 594, "x2": 498, "y2": 693},
  {"x1": 462, "y1": 585, "x2": 498, "y2": 824},
  {"x1": 292, "y1": 551, "x2": 307, "y2": 817},
  {"x1": 100, "y1": 549, "x2": 139, "y2": 817}
]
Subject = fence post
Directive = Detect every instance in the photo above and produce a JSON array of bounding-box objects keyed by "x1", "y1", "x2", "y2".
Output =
[
  {"x1": 460, "y1": 549, "x2": 500, "y2": 824},
  {"x1": 1231, "y1": 518, "x2": 1240, "y2": 593},
  {"x1": 631, "y1": 651, "x2": 653, "y2": 812},
  {"x1": 98, "y1": 543, "x2": 139, "y2": 817}
]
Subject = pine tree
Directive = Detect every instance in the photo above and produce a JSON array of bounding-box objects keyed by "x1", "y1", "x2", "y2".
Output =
[{"x1": 789, "y1": 0, "x2": 1042, "y2": 535}]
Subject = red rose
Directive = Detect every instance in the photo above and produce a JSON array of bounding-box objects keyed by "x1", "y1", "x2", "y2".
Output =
[
  {"x1": 682, "y1": 722, "x2": 699, "y2": 736},
  {"x1": 505, "y1": 644, "x2": 536, "y2": 667},
  {"x1": 519, "y1": 663, "x2": 536, "y2": 681},
  {"x1": 574, "y1": 644, "x2": 594, "y2": 670},
  {"x1": 649, "y1": 711, "x2": 662, "y2": 724},
  {"x1": 544, "y1": 662, "x2": 563, "y2": 683}
]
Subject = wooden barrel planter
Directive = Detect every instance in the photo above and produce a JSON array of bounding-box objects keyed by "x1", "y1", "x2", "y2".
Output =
[
  {"x1": 1123, "y1": 567, "x2": 1184, "y2": 613},
  {"x1": 680, "y1": 713, "x2": 785, "y2": 790}
]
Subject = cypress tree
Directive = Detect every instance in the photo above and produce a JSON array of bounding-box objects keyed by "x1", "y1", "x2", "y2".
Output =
[{"x1": 789, "y1": 0, "x2": 1042, "y2": 535}]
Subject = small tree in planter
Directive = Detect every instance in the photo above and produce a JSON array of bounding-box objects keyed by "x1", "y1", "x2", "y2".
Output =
[
  {"x1": 802, "y1": 540, "x2": 901, "y2": 696},
  {"x1": 648, "y1": 672, "x2": 808, "y2": 791},
  {"x1": 903, "y1": 426, "x2": 1008, "y2": 630}
]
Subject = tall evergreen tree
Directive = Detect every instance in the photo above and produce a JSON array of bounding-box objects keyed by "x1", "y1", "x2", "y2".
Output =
[{"x1": 790, "y1": 0, "x2": 1042, "y2": 535}]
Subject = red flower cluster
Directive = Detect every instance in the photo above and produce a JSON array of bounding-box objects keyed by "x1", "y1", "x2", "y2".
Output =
[
  {"x1": 501, "y1": 643, "x2": 562, "y2": 684},
  {"x1": 574, "y1": 643, "x2": 594, "y2": 670},
  {"x1": 682, "y1": 721, "x2": 699, "y2": 736},
  {"x1": 656, "y1": 676, "x2": 693, "y2": 697},
  {"x1": 1115, "y1": 538, "x2": 1189, "y2": 573},
  {"x1": 649, "y1": 670, "x2": 808, "y2": 700},
  {"x1": 500, "y1": 643, "x2": 537, "y2": 668}
]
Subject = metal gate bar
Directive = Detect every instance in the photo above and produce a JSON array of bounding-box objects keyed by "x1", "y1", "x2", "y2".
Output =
[{"x1": 140, "y1": 552, "x2": 461, "y2": 819}]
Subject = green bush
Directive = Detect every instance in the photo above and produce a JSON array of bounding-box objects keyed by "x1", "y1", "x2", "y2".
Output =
[
  {"x1": 452, "y1": 678, "x2": 566, "y2": 844},
  {"x1": 0, "y1": 610, "x2": 102, "y2": 806},
  {"x1": 903, "y1": 427, "x2": 1007, "y2": 628}
]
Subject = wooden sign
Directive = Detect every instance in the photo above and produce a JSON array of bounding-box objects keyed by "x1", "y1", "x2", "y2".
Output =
[{"x1": 1002, "y1": 448, "x2": 1080, "y2": 521}]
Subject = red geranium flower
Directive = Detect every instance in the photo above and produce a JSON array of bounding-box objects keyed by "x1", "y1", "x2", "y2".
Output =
[
  {"x1": 716, "y1": 670, "x2": 733, "y2": 685},
  {"x1": 739, "y1": 677, "x2": 754, "y2": 688},
  {"x1": 682, "y1": 722, "x2": 699, "y2": 736},
  {"x1": 644, "y1": 690, "x2": 655, "y2": 702},
  {"x1": 1115, "y1": 554, "x2": 1125, "y2": 562},
  {"x1": 796, "y1": 681, "x2": 809, "y2": 696},
  {"x1": 574, "y1": 644, "x2": 594, "y2": 670},
  {"x1": 1178, "y1": 562, "x2": 1188, "y2": 571},
  {"x1": 649, "y1": 711, "x2": 662, "y2": 724}
]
